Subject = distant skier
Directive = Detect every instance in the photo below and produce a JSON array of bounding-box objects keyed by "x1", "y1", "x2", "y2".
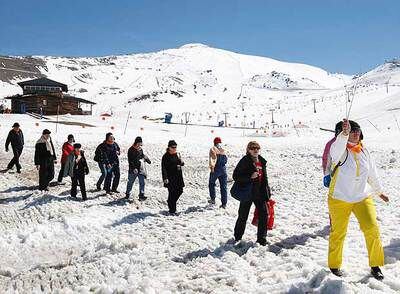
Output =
[
  {"x1": 101, "y1": 133, "x2": 121, "y2": 194},
  {"x1": 208, "y1": 137, "x2": 228, "y2": 208},
  {"x1": 327, "y1": 119, "x2": 388, "y2": 280},
  {"x1": 34, "y1": 129, "x2": 56, "y2": 191},
  {"x1": 57, "y1": 134, "x2": 75, "y2": 183},
  {"x1": 162, "y1": 140, "x2": 185, "y2": 214},
  {"x1": 232, "y1": 141, "x2": 271, "y2": 246},
  {"x1": 125, "y1": 136, "x2": 151, "y2": 201},
  {"x1": 5, "y1": 122, "x2": 24, "y2": 173},
  {"x1": 64, "y1": 143, "x2": 89, "y2": 201}
]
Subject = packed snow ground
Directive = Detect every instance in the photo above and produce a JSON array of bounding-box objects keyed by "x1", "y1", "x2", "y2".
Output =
[{"x1": 0, "y1": 114, "x2": 399, "y2": 293}]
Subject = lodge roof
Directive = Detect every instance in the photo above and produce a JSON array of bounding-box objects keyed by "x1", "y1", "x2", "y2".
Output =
[{"x1": 17, "y1": 77, "x2": 68, "y2": 92}]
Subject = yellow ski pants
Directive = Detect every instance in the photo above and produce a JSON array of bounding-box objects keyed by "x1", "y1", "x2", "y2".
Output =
[{"x1": 328, "y1": 196, "x2": 384, "y2": 268}]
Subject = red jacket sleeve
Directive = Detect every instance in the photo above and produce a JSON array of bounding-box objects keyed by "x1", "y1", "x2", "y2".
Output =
[{"x1": 61, "y1": 143, "x2": 74, "y2": 163}]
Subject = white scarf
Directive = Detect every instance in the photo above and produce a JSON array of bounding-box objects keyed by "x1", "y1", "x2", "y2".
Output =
[
  {"x1": 37, "y1": 136, "x2": 54, "y2": 156},
  {"x1": 75, "y1": 154, "x2": 82, "y2": 164}
]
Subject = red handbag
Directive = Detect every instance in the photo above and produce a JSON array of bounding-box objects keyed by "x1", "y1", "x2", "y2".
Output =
[{"x1": 251, "y1": 199, "x2": 275, "y2": 230}]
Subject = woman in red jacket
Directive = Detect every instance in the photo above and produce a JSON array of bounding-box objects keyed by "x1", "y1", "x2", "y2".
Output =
[{"x1": 57, "y1": 134, "x2": 75, "y2": 183}]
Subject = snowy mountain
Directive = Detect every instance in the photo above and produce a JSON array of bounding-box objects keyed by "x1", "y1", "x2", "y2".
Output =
[
  {"x1": 1, "y1": 45, "x2": 399, "y2": 131},
  {"x1": 0, "y1": 44, "x2": 348, "y2": 113}
]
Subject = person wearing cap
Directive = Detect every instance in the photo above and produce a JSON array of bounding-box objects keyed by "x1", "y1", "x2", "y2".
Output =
[
  {"x1": 34, "y1": 129, "x2": 57, "y2": 191},
  {"x1": 125, "y1": 136, "x2": 151, "y2": 201},
  {"x1": 208, "y1": 137, "x2": 228, "y2": 208},
  {"x1": 327, "y1": 119, "x2": 389, "y2": 280},
  {"x1": 101, "y1": 132, "x2": 121, "y2": 194},
  {"x1": 57, "y1": 134, "x2": 75, "y2": 183},
  {"x1": 64, "y1": 143, "x2": 89, "y2": 201},
  {"x1": 161, "y1": 140, "x2": 185, "y2": 214},
  {"x1": 232, "y1": 141, "x2": 271, "y2": 246},
  {"x1": 5, "y1": 122, "x2": 24, "y2": 173}
]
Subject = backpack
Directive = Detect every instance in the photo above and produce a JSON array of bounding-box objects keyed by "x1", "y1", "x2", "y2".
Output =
[{"x1": 94, "y1": 143, "x2": 103, "y2": 162}]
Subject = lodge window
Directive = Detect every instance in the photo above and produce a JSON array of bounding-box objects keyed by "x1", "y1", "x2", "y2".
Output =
[{"x1": 24, "y1": 85, "x2": 62, "y2": 92}]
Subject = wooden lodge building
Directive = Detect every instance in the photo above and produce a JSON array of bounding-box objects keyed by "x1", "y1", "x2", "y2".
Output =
[{"x1": 5, "y1": 77, "x2": 96, "y2": 115}]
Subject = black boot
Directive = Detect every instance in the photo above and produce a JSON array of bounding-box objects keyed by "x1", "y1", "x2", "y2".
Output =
[
  {"x1": 138, "y1": 193, "x2": 147, "y2": 201},
  {"x1": 256, "y1": 238, "x2": 267, "y2": 246},
  {"x1": 371, "y1": 267, "x2": 384, "y2": 280},
  {"x1": 330, "y1": 268, "x2": 344, "y2": 277}
]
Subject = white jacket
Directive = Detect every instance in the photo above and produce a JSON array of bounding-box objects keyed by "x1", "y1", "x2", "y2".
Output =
[{"x1": 328, "y1": 132, "x2": 382, "y2": 203}]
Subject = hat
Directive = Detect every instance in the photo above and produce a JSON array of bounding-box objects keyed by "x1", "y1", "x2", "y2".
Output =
[
  {"x1": 334, "y1": 121, "x2": 342, "y2": 137},
  {"x1": 134, "y1": 136, "x2": 143, "y2": 144},
  {"x1": 213, "y1": 137, "x2": 222, "y2": 145},
  {"x1": 335, "y1": 120, "x2": 363, "y2": 140},
  {"x1": 12, "y1": 122, "x2": 20, "y2": 128},
  {"x1": 73, "y1": 143, "x2": 81, "y2": 149},
  {"x1": 106, "y1": 132, "x2": 113, "y2": 140},
  {"x1": 168, "y1": 140, "x2": 177, "y2": 147},
  {"x1": 42, "y1": 129, "x2": 51, "y2": 135},
  {"x1": 67, "y1": 134, "x2": 75, "y2": 141}
]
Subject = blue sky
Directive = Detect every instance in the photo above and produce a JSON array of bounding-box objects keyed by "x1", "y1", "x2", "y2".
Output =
[{"x1": 0, "y1": 0, "x2": 398, "y2": 74}]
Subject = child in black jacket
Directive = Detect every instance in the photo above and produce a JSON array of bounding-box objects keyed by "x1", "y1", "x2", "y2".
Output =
[{"x1": 64, "y1": 143, "x2": 89, "y2": 200}]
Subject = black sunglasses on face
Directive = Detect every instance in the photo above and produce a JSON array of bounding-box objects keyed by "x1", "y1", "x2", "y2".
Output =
[
  {"x1": 170, "y1": 146, "x2": 177, "y2": 149},
  {"x1": 250, "y1": 147, "x2": 260, "y2": 150}
]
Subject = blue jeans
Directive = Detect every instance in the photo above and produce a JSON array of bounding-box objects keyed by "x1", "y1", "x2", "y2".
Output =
[
  {"x1": 209, "y1": 172, "x2": 228, "y2": 205},
  {"x1": 126, "y1": 172, "x2": 145, "y2": 196},
  {"x1": 104, "y1": 164, "x2": 120, "y2": 192},
  {"x1": 96, "y1": 162, "x2": 108, "y2": 188}
]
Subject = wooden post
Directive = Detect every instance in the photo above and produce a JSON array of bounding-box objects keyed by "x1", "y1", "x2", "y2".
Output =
[
  {"x1": 56, "y1": 104, "x2": 59, "y2": 133},
  {"x1": 223, "y1": 112, "x2": 229, "y2": 127},
  {"x1": 184, "y1": 112, "x2": 190, "y2": 137},
  {"x1": 394, "y1": 115, "x2": 400, "y2": 131},
  {"x1": 124, "y1": 110, "x2": 131, "y2": 135},
  {"x1": 270, "y1": 109, "x2": 275, "y2": 123},
  {"x1": 292, "y1": 119, "x2": 300, "y2": 137},
  {"x1": 312, "y1": 99, "x2": 317, "y2": 113}
]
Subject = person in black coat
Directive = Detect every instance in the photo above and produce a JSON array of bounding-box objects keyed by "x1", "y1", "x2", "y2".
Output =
[
  {"x1": 34, "y1": 129, "x2": 57, "y2": 191},
  {"x1": 125, "y1": 136, "x2": 151, "y2": 201},
  {"x1": 64, "y1": 143, "x2": 89, "y2": 200},
  {"x1": 161, "y1": 140, "x2": 185, "y2": 214},
  {"x1": 101, "y1": 133, "x2": 121, "y2": 194},
  {"x1": 233, "y1": 141, "x2": 271, "y2": 246},
  {"x1": 5, "y1": 122, "x2": 24, "y2": 173}
]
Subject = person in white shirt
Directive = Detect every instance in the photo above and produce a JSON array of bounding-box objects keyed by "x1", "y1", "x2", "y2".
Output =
[{"x1": 327, "y1": 119, "x2": 389, "y2": 280}]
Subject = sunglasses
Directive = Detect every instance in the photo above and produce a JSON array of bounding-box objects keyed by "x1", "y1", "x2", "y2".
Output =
[
  {"x1": 249, "y1": 147, "x2": 260, "y2": 150},
  {"x1": 170, "y1": 146, "x2": 177, "y2": 149}
]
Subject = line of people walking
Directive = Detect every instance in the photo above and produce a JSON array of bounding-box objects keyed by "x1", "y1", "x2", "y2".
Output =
[{"x1": 2, "y1": 119, "x2": 390, "y2": 280}]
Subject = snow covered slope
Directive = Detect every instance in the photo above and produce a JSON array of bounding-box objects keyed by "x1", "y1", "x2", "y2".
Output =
[
  {"x1": 0, "y1": 114, "x2": 399, "y2": 293},
  {"x1": 0, "y1": 44, "x2": 350, "y2": 117},
  {"x1": 1, "y1": 46, "x2": 400, "y2": 134}
]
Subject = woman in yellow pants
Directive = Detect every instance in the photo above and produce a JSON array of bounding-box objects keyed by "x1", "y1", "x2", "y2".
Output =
[{"x1": 327, "y1": 119, "x2": 389, "y2": 280}]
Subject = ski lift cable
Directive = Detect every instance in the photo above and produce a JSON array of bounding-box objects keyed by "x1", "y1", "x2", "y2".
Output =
[{"x1": 346, "y1": 74, "x2": 364, "y2": 119}]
